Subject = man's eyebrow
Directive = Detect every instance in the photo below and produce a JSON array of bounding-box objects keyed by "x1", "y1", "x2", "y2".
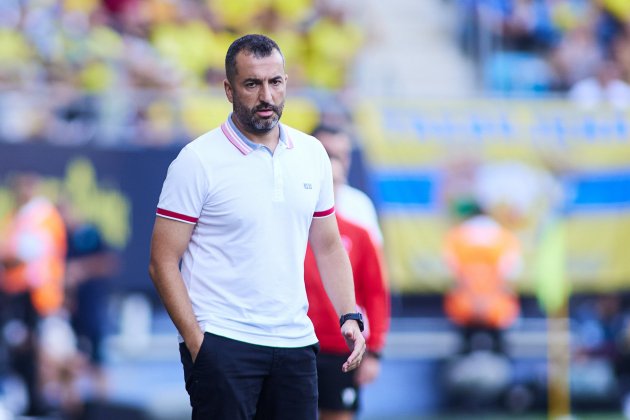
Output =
[{"x1": 246, "y1": 75, "x2": 284, "y2": 81}]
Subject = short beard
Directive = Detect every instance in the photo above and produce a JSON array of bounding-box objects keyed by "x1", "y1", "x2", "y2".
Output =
[{"x1": 233, "y1": 96, "x2": 284, "y2": 134}]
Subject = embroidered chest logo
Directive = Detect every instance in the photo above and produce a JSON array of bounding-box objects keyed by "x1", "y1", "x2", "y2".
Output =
[{"x1": 303, "y1": 183, "x2": 312, "y2": 189}]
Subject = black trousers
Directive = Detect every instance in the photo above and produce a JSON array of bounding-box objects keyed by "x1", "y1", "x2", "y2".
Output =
[
  {"x1": 179, "y1": 332, "x2": 319, "y2": 420},
  {"x1": 0, "y1": 291, "x2": 46, "y2": 415}
]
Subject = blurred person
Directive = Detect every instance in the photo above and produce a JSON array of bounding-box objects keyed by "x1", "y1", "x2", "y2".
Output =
[
  {"x1": 149, "y1": 2, "x2": 223, "y2": 87},
  {"x1": 547, "y1": 14, "x2": 604, "y2": 90},
  {"x1": 205, "y1": 0, "x2": 269, "y2": 33},
  {"x1": 305, "y1": 155, "x2": 390, "y2": 420},
  {"x1": 612, "y1": 300, "x2": 630, "y2": 419},
  {"x1": 311, "y1": 124, "x2": 382, "y2": 246},
  {"x1": 500, "y1": 0, "x2": 558, "y2": 52},
  {"x1": 252, "y1": 6, "x2": 310, "y2": 87},
  {"x1": 574, "y1": 295, "x2": 626, "y2": 366},
  {"x1": 0, "y1": 24, "x2": 36, "y2": 89},
  {"x1": 0, "y1": 172, "x2": 67, "y2": 416},
  {"x1": 441, "y1": 198, "x2": 522, "y2": 411},
  {"x1": 568, "y1": 59, "x2": 630, "y2": 109},
  {"x1": 270, "y1": 0, "x2": 313, "y2": 26},
  {"x1": 443, "y1": 198, "x2": 522, "y2": 356},
  {"x1": 459, "y1": 0, "x2": 556, "y2": 58},
  {"x1": 101, "y1": 0, "x2": 143, "y2": 33},
  {"x1": 572, "y1": 294, "x2": 630, "y2": 414},
  {"x1": 60, "y1": 198, "x2": 119, "y2": 401},
  {"x1": 305, "y1": 4, "x2": 364, "y2": 90},
  {"x1": 148, "y1": 34, "x2": 365, "y2": 419},
  {"x1": 598, "y1": 0, "x2": 630, "y2": 50},
  {"x1": 611, "y1": 31, "x2": 630, "y2": 84}
]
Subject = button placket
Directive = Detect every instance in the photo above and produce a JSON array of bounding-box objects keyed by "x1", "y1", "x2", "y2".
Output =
[{"x1": 271, "y1": 148, "x2": 284, "y2": 202}]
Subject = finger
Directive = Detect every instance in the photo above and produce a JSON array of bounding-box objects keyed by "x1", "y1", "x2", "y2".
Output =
[
  {"x1": 343, "y1": 346, "x2": 365, "y2": 372},
  {"x1": 342, "y1": 356, "x2": 362, "y2": 373},
  {"x1": 347, "y1": 345, "x2": 363, "y2": 364}
]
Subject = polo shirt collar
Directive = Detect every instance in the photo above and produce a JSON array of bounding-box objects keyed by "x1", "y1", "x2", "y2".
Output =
[{"x1": 221, "y1": 113, "x2": 294, "y2": 155}]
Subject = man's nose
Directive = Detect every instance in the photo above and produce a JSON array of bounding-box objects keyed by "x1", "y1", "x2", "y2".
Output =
[{"x1": 259, "y1": 83, "x2": 273, "y2": 103}]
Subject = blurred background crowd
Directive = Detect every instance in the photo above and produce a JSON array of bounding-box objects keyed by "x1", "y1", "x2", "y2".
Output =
[
  {"x1": 0, "y1": 0, "x2": 366, "y2": 146},
  {"x1": 1, "y1": 0, "x2": 630, "y2": 419},
  {"x1": 459, "y1": 0, "x2": 630, "y2": 97}
]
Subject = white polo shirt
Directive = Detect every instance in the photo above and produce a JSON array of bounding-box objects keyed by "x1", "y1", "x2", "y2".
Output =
[{"x1": 156, "y1": 115, "x2": 334, "y2": 348}]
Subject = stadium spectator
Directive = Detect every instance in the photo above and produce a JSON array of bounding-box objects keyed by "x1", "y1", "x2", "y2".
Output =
[
  {"x1": 548, "y1": 17, "x2": 603, "y2": 90},
  {"x1": 0, "y1": 0, "x2": 372, "y2": 148},
  {"x1": 305, "y1": 3, "x2": 364, "y2": 91},
  {"x1": 572, "y1": 294, "x2": 630, "y2": 413},
  {"x1": 305, "y1": 155, "x2": 390, "y2": 420},
  {"x1": 0, "y1": 0, "x2": 368, "y2": 147},
  {"x1": 456, "y1": 0, "x2": 630, "y2": 95},
  {"x1": 611, "y1": 31, "x2": 630, "y2": 83},
  {"x1": 568, "y1": 59, "x2": 630, "y2": 109},
  {"x1": 148, "y1": 34, "x2": 365, "y2": 419},
  {"x1": 501, "y1": 0, "x2": 558, "y2": 52},
  {"x1": 0, "y1": 172, "x2": 67, "y2": 416}
]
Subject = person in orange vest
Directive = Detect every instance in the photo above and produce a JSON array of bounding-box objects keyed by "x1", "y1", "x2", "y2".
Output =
[
  {"x1": 443, "y1": 198, "x2": 522, "y2": 355},
  {"x1": 0, "y1": 172, "x2": 67, "y2": 416}
]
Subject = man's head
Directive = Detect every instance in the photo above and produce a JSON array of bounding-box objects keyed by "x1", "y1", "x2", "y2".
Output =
[
  {"x1": 224, "y1": 34, "x2": 287, "y2": 135},
  {"x1": 311, "y1": 124, "x2": 352, "y2": 175},
  {"x1": 9, "y1": 172, "x2": 40, "y2": 207}
]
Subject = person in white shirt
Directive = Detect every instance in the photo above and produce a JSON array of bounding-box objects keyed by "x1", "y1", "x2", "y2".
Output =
[
  {"x1": 311, "y1": 124, "x2": 383, "y2": 246},
  {"x1": 148, "y1": 34, "x2": 365, "y2": 420},
  {"x1": 569, "y1": 60, "x2": 630, "y2": 110}
]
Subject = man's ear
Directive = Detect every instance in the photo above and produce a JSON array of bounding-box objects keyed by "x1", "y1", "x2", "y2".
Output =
[{"x1": 224, "y1": 79, "x2": 234, "y2": 103}]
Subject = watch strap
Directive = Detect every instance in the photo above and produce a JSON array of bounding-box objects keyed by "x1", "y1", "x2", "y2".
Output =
[{"x1": 339, "y1": 312, "x2": 364, "y2": 332}]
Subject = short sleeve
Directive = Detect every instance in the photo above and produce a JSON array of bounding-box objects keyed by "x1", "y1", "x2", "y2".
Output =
[
  {"x1": 156, "y1": 147, "x2": 207, "y2": 224},
  {"x1": 313, "y1": 142, "x2": 335, "y2": 218}
]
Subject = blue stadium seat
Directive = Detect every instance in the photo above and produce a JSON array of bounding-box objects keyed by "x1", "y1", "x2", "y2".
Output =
[{"x1": 483, "y1": 51, "x2": 552, "y2": 95}]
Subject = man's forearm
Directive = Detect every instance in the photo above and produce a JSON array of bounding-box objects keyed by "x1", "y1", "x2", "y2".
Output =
[
  {"x1": 317, "y1": 246, "x2": 356, "y2": 316},
  {"x1": 149, "y1": 261, "x2": 202, "y2": 345}
]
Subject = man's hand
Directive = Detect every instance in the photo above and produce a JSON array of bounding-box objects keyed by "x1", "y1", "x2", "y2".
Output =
[
  {"x1": 186, "y1": 331, "x2": 205, "y2": 363},
  {"x1": 341, "y1": 320, "x2": 366, "y2": 372}
]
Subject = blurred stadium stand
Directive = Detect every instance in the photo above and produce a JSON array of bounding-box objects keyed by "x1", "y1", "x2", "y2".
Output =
[
  {"x1": 353, "y1": 0, "x2": 476, "y2": 98},
  {"x1": 2, "y1": 0, "x2": 630, "y2": 419}
]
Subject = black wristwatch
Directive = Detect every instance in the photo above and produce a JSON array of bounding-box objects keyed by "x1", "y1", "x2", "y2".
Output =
[{"x1": 339, "y1": 312, "x2": 364, "y2": 332}]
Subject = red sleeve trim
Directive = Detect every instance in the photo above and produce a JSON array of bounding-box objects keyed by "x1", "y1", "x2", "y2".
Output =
[
  {"x1": 313, "y1": 206, "x2": 335, "y2": 218},
  {"x1": 156, "y1": 208, "x2": 198, "y2": 224}
]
